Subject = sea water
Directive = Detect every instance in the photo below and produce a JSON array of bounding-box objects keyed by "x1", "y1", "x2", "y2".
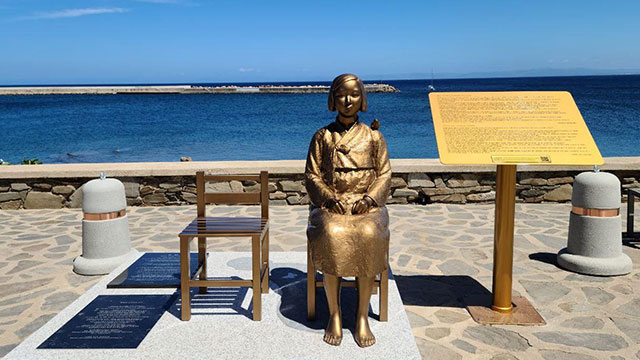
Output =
[{"x1": 1, "y1": 75, "x2": 639, "y2": 164}]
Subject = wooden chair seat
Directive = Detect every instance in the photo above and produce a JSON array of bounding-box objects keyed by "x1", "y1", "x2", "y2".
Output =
[
  {"x1": 180, "y1": 217, "x2": 269, "y2": 237},
  {"x1": 179, "y1": 171, "x2": 269, "y2": 321}
]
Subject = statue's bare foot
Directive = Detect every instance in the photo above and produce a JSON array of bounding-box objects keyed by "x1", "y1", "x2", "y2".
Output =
[
  {"x1": 354, "y1": 316, "x2": 375, "y2": 347},
  {"x1": 323, "y1": 312, "x2": 343, "y2": 346}
]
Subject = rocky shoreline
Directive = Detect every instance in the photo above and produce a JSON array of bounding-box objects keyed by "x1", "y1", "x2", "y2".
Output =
[
  {"x1": 0, "y1": 83, "x2": 398, "y2": 95},
  {"x1": 1, "y1": 170, "x2": 638, "y2": 210}
]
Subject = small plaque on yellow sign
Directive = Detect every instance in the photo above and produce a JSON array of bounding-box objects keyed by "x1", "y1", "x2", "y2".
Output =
[{"x1": 429, "y1": 91, "x2": 603, "y2": 165}]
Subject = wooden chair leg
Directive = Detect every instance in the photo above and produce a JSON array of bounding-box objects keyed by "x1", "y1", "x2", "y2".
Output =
[
  {"x1": 252, "y1": 235, "x2": 262, "y2": 321},
  {"x1": 307, "y1": 242, "x2": 316, "y2": 321},
  {"x1": 198, "y1": 236, "x2": 207, "y2": 294},
  {"x1": 180, "y1": 237, "x2": 191, "y2": 321},
  {"x1": 261, "y1": 229, "x2": 269, "y2": 294},
  {"x1": 379, "y1": 266, "x2": 389, "y2": 322}
]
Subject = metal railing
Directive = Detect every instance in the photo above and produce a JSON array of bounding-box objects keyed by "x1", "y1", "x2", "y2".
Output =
[{"x1": 624, "y1": 188, "x2": 640, "y2": 242}]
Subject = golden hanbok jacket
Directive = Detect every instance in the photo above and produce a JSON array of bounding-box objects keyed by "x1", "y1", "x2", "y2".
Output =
[{"x1": 305, "y1": 120, "x2": 391, "y2": 277}]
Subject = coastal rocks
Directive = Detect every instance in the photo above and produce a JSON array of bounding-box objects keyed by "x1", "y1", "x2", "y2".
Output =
[
  {"x1": 391, "y1": 177, "x2": 407, "y2": 189},
  {"x1": 32, "y1": 183, "x2": 52, "y2": 191},
  {"x1": 142, "y1": 193, "x2": 168, "y2": 205},
  {"x1": 422, "y1": 187, "x2": 454, "y2": 196},
  {"x1": 280, "y1": 180, "x2": 305, "y2": 193},
  {"x1": 52, "y1": 185, "x2": 74, "y2": 196},
  {"x1": 181, "y1": 192, "x2": 197, "y2": 204},
  {"x1": 286, "y1": 194, "x2": 309, "y2": 205},
  {"x1": 393, "y1": 188, "x2": 419, "y2": 198},
  {"x1": 123, "y1": 182, "x2": 140, "y2": 198},
  {"x1": 0, "y1": 200, "x2": 21, "y2": 210},
  {"x1": 520, "y1": 177, "x2": 548, "y2": 186},
  {"x1": 387, "y1": 196, "x2": 408, "y2": 204},
  {"x1": 24, "y1": 192, "x2": 64, "y2": 209},
  {"x1": 407, "y1": 173, "x2": 434, "y2": 188},
  {"x1": 447, "y1": 175, "x2": 479, "y2": 188},
  {"x1": 0, "y1": 192, "x2": 21, "y2": 203},
  {"x1": 206, "y1": 182, "x2": 232, "y2": 193},
  {"x1": 68, "y1": 187, "x2": 83, "y2": 208},
  {"x1": 0, "y1": 169, "x2": 638, "y2": 208},
  {"x1": 229, "y1": 180, "x2": 244, "y2": 192},
  {"x1": 543, "y1": 184, "x2": 573, "y2": 202},
  {"x1": 548, "y1": 176, "x2": 574, "y2": 185},
  {"x1": 10, "y1": 183, "x2": 30, "y2": 192},
  {"x1": 270, "y1": 192, "x2": 287, "y2": 200},
  {"x1": 140, "y1": 185, "x2": 154, "y2": 196},
  {"x1": 467, "y1": 191, "x2": 496, "y2": 202},
  {"x1": 431, "y1": 194, "x2": 466, "y2": 204}
]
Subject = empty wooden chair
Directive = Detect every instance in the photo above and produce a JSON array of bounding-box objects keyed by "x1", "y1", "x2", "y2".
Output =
[{"x1": 179, "y1": 171, "x2": 269, "y2": 321}]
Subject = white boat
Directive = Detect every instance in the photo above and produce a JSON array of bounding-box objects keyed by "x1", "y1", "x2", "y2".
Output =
[{"x1": 427, "y1": 69, "x2": 436, "y2": 91}]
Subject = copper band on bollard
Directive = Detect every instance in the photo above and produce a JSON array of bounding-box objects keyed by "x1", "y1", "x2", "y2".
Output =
[
  {"x1": 83, "y1": 209, "x2": 126, "y2": 221},
  {"x1": 571, "y1": 206, "x2": 619, "y2": 217}
]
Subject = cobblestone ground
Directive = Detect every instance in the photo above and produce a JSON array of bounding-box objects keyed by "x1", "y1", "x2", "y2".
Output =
[{"x1": 0, "y1": 204, "x2": 639, "y2": 359}]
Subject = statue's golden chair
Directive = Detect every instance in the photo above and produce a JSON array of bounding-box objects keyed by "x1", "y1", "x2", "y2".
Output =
[
  {"x1": 178, "y1": 171, "x2": 269, "y2": 321},
  {"x1": 306, "y1": 245, "x2": 389, "y2": 322}
]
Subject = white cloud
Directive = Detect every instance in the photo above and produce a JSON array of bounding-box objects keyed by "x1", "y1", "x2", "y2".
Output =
[
  {"x1": 133, "y1": 0, "x2": 180, "y2": 3},
  {"x1": 130, "y1": 0, "x2": 199, "y2": 5},
  {"x1": 18, "y1": 8, "x2": 128, "y2": 20},
  {"x1": 238, "y1": 68, "x2": 255, "y2": 73}
]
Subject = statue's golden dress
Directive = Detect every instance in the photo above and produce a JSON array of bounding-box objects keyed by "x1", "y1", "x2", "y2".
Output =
[{"x1": 305, "y1": 119, "x2": 391, "y2": 277}]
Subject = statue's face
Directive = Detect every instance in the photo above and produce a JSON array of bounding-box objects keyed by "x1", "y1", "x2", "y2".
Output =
[{"x1": 333, "y1": 79, "x2": 362, "y2": 118}]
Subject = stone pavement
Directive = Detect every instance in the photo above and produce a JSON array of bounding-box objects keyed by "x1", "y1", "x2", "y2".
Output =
[{"x1": 0, "y1": 204, "x2": 639, "y2": 359}]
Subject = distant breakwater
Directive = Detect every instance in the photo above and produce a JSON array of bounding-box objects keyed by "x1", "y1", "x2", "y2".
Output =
[{"x1": 0, "y1": 83, "x2": 399, "y2": 95}]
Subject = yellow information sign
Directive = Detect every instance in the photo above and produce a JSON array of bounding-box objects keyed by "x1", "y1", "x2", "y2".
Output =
[{"x1": 429, "y1": 91, "x2": 603, "y2": 165}]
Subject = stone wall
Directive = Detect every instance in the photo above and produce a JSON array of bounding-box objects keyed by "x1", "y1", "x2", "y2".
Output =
[{"x1": 1, "y1": 168, "x2": 639, "y2": 210}]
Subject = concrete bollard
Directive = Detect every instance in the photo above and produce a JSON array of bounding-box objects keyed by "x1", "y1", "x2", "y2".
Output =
[
  {"x1": 557, "y1": 171, "x2": 632, "y2": 276},
  {"x1": 73, "y1": 173, "x2": 137, "y2": 275}
]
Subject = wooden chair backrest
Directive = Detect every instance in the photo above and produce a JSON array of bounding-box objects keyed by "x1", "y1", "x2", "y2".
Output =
[{"x1": 196, "y1": 171, "x2": 269, "y2": 219}]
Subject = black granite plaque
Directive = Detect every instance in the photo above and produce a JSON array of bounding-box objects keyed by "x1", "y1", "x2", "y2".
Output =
[
  {"x1": 38, "y1": 294, "x2": 175, "y2": 349},
  {"x1": 108, "y1": 252, "x2": 201, "y2": 288}
]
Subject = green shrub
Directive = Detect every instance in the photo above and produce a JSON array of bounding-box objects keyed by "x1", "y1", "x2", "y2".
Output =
[{"x1": 21, "y1": 157, "x2": 42, "y2": 165}]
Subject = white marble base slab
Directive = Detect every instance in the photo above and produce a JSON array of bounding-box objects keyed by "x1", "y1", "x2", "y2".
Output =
[{"x1": 5, "y1": 252, "x2": 420, "y2": 360}]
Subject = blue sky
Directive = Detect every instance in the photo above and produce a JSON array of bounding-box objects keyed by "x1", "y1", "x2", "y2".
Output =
[{"x1": 1, "y1": 0, "x2": 639, "y2": 85}]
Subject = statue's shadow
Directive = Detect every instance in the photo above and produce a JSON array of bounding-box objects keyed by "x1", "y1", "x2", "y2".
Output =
[{"x1": 270, "y1": 267, "x2": 368, "y2": 333}]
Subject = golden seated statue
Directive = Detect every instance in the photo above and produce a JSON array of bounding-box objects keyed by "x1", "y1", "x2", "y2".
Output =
[{"x1": 305, "y1": 74, "x2": 391, "y2": 347}]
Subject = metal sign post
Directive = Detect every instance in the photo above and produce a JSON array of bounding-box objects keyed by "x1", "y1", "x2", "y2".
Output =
[{"x1": 492, "y1": 164, "x2": 517, "y2": 313}]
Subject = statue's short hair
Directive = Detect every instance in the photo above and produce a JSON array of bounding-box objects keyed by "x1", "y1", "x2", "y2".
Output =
[{"x1": 328, "y1": 74, "x2": 368, "y2": 113}]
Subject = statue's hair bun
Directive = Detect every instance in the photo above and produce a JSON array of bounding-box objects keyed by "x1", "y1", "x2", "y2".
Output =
[{"x1": 371, "y1": 118, "x2": 380, "y2": 130}]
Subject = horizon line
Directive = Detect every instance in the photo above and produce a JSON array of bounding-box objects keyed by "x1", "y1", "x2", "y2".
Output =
[{"x1": 2, "y1": 72, "x2": 640, "y2": 88}]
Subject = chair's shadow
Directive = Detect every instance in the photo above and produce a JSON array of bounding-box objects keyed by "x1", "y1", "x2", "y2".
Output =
[{"x1": 168, "y1": 276, "x2": 252, "y2": 319}]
